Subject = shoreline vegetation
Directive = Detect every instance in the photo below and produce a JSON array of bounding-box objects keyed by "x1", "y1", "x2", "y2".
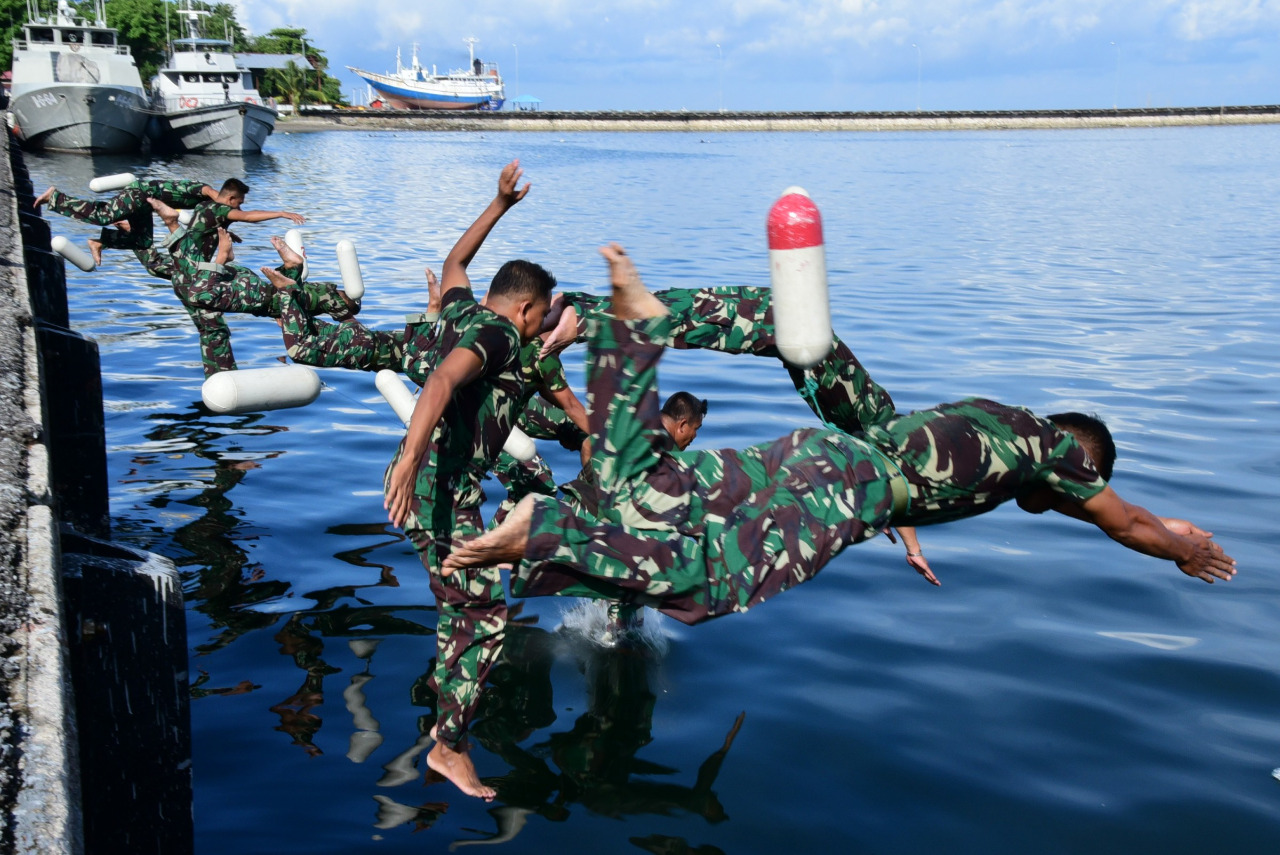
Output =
[{"x1": 279, "y1": 104, "x2": 1280, "y2": 133}]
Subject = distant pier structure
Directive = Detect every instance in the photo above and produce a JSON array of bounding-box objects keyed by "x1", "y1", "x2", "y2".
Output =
[{"x1": 289, "y1": 104, "x2": 1280, "y2": 132}]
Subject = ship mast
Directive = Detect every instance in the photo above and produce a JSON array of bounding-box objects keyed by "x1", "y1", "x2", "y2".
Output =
[{"x1": 463, "y1": 37, "x2": 479, "y2": 67}]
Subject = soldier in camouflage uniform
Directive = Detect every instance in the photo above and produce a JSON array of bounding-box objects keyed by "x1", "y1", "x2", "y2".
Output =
[
  {"x1": 162, "y1": 181, "x2": 310, "y2": 375},
  {"x1": 446, "y1": 242, "x2": 1235, "y2": 665},
  {"x1": 382, "y1": 160, "x2": 557, "y2": 801},
  {"x1": 34, "y1": 178, "x2": 215, "y2": 263}
]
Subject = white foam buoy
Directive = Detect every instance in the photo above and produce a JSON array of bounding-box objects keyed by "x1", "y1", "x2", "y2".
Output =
[
  {"x1": 201, "y1": 365, "x2": 321, "y2": 414},
  {"x1": 767, "y1": 186, "x2": 832, "y2": 368},
  {"x1": 336, "y1": 239, "x2": 364, "y2": 300},
  {"x1": 88, "y1": 172, "x2": 136, "y2": 193},
  {"x1": 177, "y1": 209, "x2": 194, "y2": 226},
  {"x1": 284, "y1": 228, "x2": 309, "y2": 281},
  {"x1": 375, "y1": 369, "x2": 416, "y2": 427},
  {"x1": 50, "y1": 235, "x2": 95, "y2": 272},
  {"x1": 503, "y1": 426, "x2": 537, "y2": 462}
]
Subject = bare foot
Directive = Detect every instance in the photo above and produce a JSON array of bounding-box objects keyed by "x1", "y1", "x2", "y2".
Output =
[
  {"x1": 32, "y1": 186, "x2": 54, "y2": 212},
  {"x1": 539, "y1": 301, "x2": 578, "y2": 359},
  {"x1": 214, "y1": 228, "x2": 235, "y2": 265},
  {"x1": 87, "y1": 238, "x2": 103, "y2": 266},
  {"x1": 260, "y1": 266, "x2": 295, "y2": 290},
  {"x1": 599, "y1": 243, "x2": 668, "y2": 320},
  {"x1": 425, "y1": 741, "x2": 495, "y2": 801},
  {"x1": 114, "y1": 218, "x2": 132, "y2": 233},
  {"x1": 442, "y1": 494, "x2": 535, "y2": 575},
  {"x1": 425, "y1": 267, "x2": 441, "y2": 313},
  {"x1": 148, "y1": 197, "x2": 179, "y2": 231},
  {"x1": 271, "y1": 235, "x2": 304, "y2": 269}
]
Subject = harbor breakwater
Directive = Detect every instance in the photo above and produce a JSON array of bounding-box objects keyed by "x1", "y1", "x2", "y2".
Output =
[{"x1": 285, "y1": 104, "x2": 1280, "y2": 133}]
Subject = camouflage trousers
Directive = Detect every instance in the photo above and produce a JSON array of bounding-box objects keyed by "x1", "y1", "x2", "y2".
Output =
[
  {"x1": 568, "y1": 286, "x2": 896, "y2": 432},
  {"x1": 175, "y1": 267, "x2": 356, "y2": 376},
  {"x1": 277, "y1": 291, "x2": 405, "y2": 371},
  {"x1": 512, "y1": 314, "x2": 901, "y2": 625},
  {"x1": 47, "y1": 180, "x2": 207, "y2": 252}
]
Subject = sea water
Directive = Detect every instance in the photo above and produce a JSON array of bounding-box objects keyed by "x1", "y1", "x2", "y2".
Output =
[{"x1": 24, "y1": 125, "x2": 1280, "y2": 854}]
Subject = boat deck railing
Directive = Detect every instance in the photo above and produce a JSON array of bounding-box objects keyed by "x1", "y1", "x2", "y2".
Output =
[
  {"x1": 156, "y1": 95, "x2": 277, "y2": 111},
  {"x1": 13, "y1": 39, "x2": 132, "y2": 56}
]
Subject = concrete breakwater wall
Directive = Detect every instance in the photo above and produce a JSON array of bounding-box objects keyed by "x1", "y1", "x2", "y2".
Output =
[
  {"x1": 287, "y1": 104, "x2": 1280, "y2": 133},
  {"x1": 1, "y1": 133, "x2": 193, "y2": 854}
]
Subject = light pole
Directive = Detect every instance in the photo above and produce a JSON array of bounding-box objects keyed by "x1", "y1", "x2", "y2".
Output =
[
  {"x1": 1110, "y1": 41, "x2": 1119, "y2": 109},
  {"x1": 716, "y1": 43, "x2": 724, "y2": 112},
  {"x1": 511, "y1": 43, "x2": 519, "y2": 99},
  {"x1": 912, "y1": 43, "x2": 921, "y2": 112}
]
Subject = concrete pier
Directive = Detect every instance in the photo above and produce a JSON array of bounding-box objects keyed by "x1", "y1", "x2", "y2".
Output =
[
  {"x1": 1, "y1": 129, "x2": 193, "y2": 854},
  {"x1": 283, "y1": 103, "x2": 1280, "y2": 133}
]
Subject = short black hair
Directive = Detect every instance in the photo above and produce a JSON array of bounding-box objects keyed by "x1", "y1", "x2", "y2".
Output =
[
  {"x1": 490, "y1": 259, "x2": 555, "y2": 304},
  {"x1": 220, "y1": 177, "x2": 250, "y2": 195},
  {"x1": 1047, "y1": 411, "x2": 1116, "y2": 481},
  {"x1": 662, "y1": 391, "x2": 708, "y2": 423}
]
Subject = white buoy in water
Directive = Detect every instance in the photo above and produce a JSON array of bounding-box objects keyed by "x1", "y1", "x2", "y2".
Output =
[
  {"x1": 284, "y1": 228, "x2": 309, "y2": 281},
  {"x1": 201, "y1": 365, "x2": 321, "y2": 414},
  {"x1": 503, "y1": 426, "x2": 536, "y2": 462},
  {"x1": 88, "y1": 172, "x2": 136, "y2": 193},
  {"x1": 177, "y1": 209, "x2": 194, "y2": 226},
  {"x1": 767, "y1": 186, "x2": 832, "y2": 368},
  {"x1": 375, "y1": 370, "x2": 416, "y2": 426},
  {"x1": 336, "y1": 239, "x2": 365, "y2": 300},
  {"x1": 50, "y1": 236, "x2": 95, "y2": 272}
]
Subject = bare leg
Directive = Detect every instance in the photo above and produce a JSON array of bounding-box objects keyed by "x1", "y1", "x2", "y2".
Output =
[
  {"x1": 86, "y1": 238, "x2": 103, "y2": 266},
  {"x1": 148, "y1": 197, "x2": 180, "y2": 232},
  {"x1": 271, "y1": 235, "x2": 304, "y2": 269},
  {"x1": 442, "y1": 494, "x2": 534, "y2": 575},
  {"x1": 425, "y1": 267, "x2": 441, "y2": 313},
  {"x1": 32, "y1": 186, "x2": 54, "y2": 212},
  {"x1": 425, "y1": 741, "x2": 495, "y2": 801},
  {"x1": 599, "y1": 243, "x2": 668, "y2": 320}
]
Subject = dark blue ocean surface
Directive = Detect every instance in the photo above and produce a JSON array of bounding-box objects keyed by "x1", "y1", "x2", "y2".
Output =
[{"x1": 25, "y1": 125, "x2": 1280, "y2": 854}]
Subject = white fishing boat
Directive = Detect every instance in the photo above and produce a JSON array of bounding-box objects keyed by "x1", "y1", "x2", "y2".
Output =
[
  {"x1": 148, "y1": 7, "x2": 278, "y2": 153},
  {"x1": 6, "y1": 0, "x2": 148, "y2": 153},
  {"x1": 347, "y1": 38, "x2": 504, "y2": 110}
]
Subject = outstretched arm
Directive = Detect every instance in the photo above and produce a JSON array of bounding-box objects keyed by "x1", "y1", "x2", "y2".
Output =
[
  {"x1": 894, "y1": 526, "x2": 939, "y2": 586},
  {"x1": 1058, "y1": 486, "x2": 1236, "y2": 583},
  {"x1": 539, "y1": 383, "x2": 592, "y2": 466},
  {"x1": 384, "y1": 348, "x2": 484, "y2": 528},
  {"x1": 227, "y1": 208, "x2": 306, "y2": 225},
  {"x1": 441, "y1": 159, "x2": 530, "y2": 297}
]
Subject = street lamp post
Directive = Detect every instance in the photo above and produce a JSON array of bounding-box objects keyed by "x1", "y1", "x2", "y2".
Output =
[
  {"x1": 716, "y1": 43, "x2": 724, "y2": 112},
  {"x1": 912, "y1": 43, "x2": 921, "y2": 112},
  {"x1": 1110, "y1": 41, "x2": 1119, "y2": 109},
  {"x1": 511, "y1": 43, "x2": 519, "y2": 100}
]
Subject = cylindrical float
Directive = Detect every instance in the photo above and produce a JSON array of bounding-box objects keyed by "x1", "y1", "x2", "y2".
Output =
[
  {"x1": 176, "y1": 209, "x2": 194, "y2": 226},
  {"x1": 375, "y1": 370, "x2": 416, "y2": 427},
  {"x1": 336, "y1": 239, "x2": 365, "y2": 301},
  {"x1": 201, "y1": 365, "x2": 321, "y2": 415},
  {"x1": 89, "y1": 172, "x2": 137, "y2": 193},
  {"x1": 51, "y1": 235, "x2": 96, "y2": 272},
  {"x1": 767, "y1": 186, "x2": 832, "y2": 368},
  {"x1": 503, "y1": 426, "x2": 536, "y2": 462},
  {"x1": 284, "y1": 228, "x2": 309, "y2": 281}
]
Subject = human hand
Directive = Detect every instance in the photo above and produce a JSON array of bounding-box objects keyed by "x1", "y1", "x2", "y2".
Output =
[
  {"x1": 497, "y1": 159, "x2": 530, "y2": 207},
  {"x1": 383, "y1": 458, "x2": 418, "y2": 529},
  {"x1": 1161, "y1": 517, "x2": 1212, "y2": 538},
  {"x1": 1177, "y1": 534, "x2": 1237, "y2": 584},
  {"x1": 283, "y1": 211, "x2": 306, "y2": 225},
  {"x1": 907, "y1": 552, "x2": 940, "y2": 586},
  {"x1": 425, "y1": 267, "x2": 441, "y2": 312}
]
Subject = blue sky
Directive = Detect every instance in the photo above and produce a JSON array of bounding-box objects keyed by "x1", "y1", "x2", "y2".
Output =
[{"x1": 233, "y1": 1, "x2": 1280, "y2": 111}]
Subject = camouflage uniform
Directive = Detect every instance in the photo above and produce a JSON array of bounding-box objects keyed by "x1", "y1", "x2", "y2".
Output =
[
  {"x1": 383, "y1": 288, "x2": 524, "y2": 751},
  {"x1": 276, "y1": 294, "x2": 406, "y2": 371},
  {"x1": 511, "y1": 314, "x2": 907, "y2": 623},
  {"x1": 508, "y1": 313, "x2": 1109, "y2": 622},
  {"x1": 46, "y1": 179, "x2": 208, "y2": 252}
]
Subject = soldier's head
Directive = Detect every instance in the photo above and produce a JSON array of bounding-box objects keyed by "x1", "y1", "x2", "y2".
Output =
[
  {"x1": 487, "y1": 259, "x2": 556, "y2": 342},
  {"x1": 1047, "y1": 411, "x2": 1116, "y2": 481},
  {"x1": 661, "y1": 391, "x2": 708, "y2": 450},
  {"x1": 217, "y1": 178, "x2": 250, "y2": 209}
]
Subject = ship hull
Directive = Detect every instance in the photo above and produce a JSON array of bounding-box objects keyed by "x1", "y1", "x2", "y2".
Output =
[
  {"x1": 9, "y1": 84, "x2": 148, "y2": 153},
  {"x1": 350, "y1": 68, "x2": 503, "y2": 110},
  {"x1": 151, "y1": 101, "x2": 277, "y2": 153}
]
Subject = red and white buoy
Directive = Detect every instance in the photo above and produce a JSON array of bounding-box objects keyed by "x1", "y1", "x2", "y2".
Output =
[{"x1": 767, "y1": 186, "x2": 832, "y2": 368}]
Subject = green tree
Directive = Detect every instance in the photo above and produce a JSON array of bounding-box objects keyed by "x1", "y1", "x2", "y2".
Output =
[
  {"x1": 1, "y1": 0, "x2": 29, "y2": 71},
  {"x1": 273, "y1": 59, "x2": 305, "y2": 109},
  {"x1": 102, "y1": 0, "x2": 168, "y2": 81}
]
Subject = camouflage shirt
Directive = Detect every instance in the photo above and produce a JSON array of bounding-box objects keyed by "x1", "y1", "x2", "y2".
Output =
[
  {"x1": 170, "y1": 200, "x2": 233, "y2": 284},
  {"x1": 864, "y1": 397, "x2": 1108, "y2": 526},
  {"x1": 394, "y1": 288, "x2": 524, "y2": 511}
]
